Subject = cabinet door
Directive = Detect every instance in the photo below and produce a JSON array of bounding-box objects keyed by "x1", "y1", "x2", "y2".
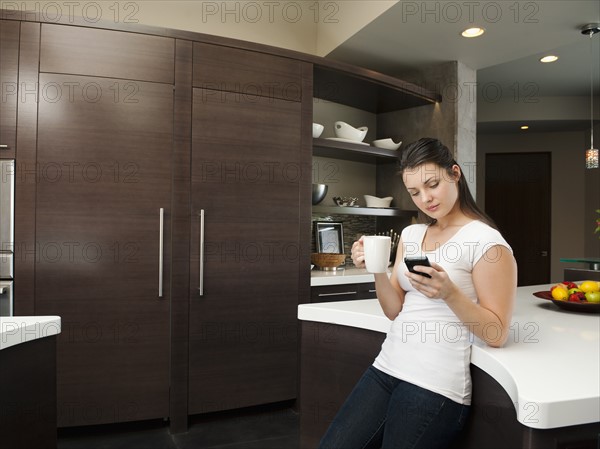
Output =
[
  {"x1": 34, "y1": 73, "x2": 173, "y2": 427},
  {"x1": 193, "y1": 42, "x2": 302, "y2": 101},
  {"x1": 189, "y1": 88, "x2": 301, "y2": 414},
  {"x1": 0, "y1": 20, "x2": 19, "y2": 157}
]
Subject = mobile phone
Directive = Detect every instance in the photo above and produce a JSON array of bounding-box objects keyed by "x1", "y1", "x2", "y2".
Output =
[{"x1": 404, "y1": 256, "x2": 432, "y2": 278}]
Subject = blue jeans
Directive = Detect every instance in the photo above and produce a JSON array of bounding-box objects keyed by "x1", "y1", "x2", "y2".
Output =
[{"x1": 318, "y1": 366, "x2": 470, "y2": 449}]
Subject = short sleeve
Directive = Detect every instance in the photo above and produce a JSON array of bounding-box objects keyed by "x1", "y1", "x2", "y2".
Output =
[{"x1": 471, "y1": 224, "x2": 512, "y2": 267}]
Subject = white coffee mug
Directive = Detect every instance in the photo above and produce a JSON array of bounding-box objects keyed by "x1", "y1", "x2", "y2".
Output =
[{"x1": 363, "y1": 236, "x2": 391, "y2": 273}]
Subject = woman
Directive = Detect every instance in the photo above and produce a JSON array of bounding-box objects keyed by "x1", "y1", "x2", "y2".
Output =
[{"x1": 318, "y1": 138, "x2": 517, "y2": 449}]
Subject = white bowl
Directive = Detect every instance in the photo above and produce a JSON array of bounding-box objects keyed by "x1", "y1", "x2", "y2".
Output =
[
  {"x1": 334, "y1": 121, "x2": 368, "y2": 142},
  {"x1": 313, "y1": 123, "x2": 324, "y2": 138},
  {"x1": 372, "y1": 138, "x2": 402, "y2": 150},
  {"x1": 364, "y1": 195, "x2": 393, "y2": 208}
]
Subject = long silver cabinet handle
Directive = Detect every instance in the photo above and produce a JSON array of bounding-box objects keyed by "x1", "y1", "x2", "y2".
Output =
[
  {"x1": 318, "y1": 291, "x2": 357, "y2": 297},
  {"x1": 199, "y1": 209, "x2": 205, "y2": 296},
  {"x1": 0, "y1": 144, "x2": 8, "y2": 149},
  {"x1": 159, "y1": 208, "x2": 164, "y2": 298}
]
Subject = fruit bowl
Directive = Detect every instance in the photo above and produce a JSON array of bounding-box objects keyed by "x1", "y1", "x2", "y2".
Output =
[
  {"x1": 311, "y1": 253, "x2": 346, "y2": 271},
  {"x1": 334, "y1": 121, "x2": 368, "y2": 142},
  {"x1": 532, "y1": 290, "x2": 600, "y2": 313}
]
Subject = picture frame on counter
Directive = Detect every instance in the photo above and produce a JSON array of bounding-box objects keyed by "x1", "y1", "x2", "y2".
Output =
[{"x1": 315, "y1": 222, "x2": 344, "y2": 253}]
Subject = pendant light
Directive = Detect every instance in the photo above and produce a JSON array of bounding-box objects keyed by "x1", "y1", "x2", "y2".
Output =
[{"x1": 582, "y1": 23, "x2": 599, "y2": 169}]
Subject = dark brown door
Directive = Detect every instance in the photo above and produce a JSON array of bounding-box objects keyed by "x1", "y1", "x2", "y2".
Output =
[
  {"x1": 485, "y1": 152, "x2": 551, "y2": 286},
  {"x1": 0, "y1": 20, "x2": 19, "y2": 158},
  {"x1": 188, "y1": 88, "x2": 301, "y2": 414},
  {"x1": 35, "y1": 73, "x2": 173, "y2": 426}
]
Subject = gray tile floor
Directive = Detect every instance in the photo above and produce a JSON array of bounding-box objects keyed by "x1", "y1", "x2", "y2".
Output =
[{"x1": 58, "y1": 403, "x2": 299, "y2": 449}]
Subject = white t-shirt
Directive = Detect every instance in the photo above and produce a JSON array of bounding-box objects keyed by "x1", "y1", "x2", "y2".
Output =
[{"x1": 372, "y1": 220, "x2": 512, "y2": 405}]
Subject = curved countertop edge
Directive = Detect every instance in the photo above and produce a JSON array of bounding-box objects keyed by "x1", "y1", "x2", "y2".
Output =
[
  {"x1": 0, "y1": 316, "x2": 62, "y2": 351},
  {"x1": 311, "y1": 267, "x2": 376, "y2": 286},
  {"x1": 311, "y1": 267, "x2": 390, "y2": 287},
  {"x1": 470, "y1": 343, "x2": 600, "y2": 430},
  {"x1": 298, "y1": 284, "x2": 600, "y2": 430}
]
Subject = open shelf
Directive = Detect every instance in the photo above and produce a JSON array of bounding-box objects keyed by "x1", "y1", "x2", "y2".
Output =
[
  {"x1": 313, "y1": 64, "x2": 440, "y2": 113},
  {"x1": 312, "y1": 138, "x2": 401, "y2": 163},
  {"x1": 312, "y1": 205, "x2": 416, "y2": 218}
]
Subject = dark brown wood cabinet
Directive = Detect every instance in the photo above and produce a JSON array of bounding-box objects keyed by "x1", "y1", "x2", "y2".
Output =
[
  {"x1": 0, "y1": 19, "x2": 19, "y2": 158},
  {"x1": 2, "y1": 11, "x2": 437, "y2": 432},
  {"x1": 188, "y1": 81, "x2": 306, "y2": 414},
  {"x1": 33, "y1": 25, "x2": 175, "y2": 427},
  {"x1": 0, "y1": 336, "x2": 58, "y2": 449},
  {"x1": 193, "y1": 42, "x2": 303, "y2": 101},
  {"x1": 39, "y1": 23, "x2": 175, "y2": 83}
]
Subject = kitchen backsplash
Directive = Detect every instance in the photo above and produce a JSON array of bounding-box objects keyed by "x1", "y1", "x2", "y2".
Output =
[
  {"x1": 311, "y1": 212, "x2": 417, "y2": 268},
  {"x1": 311, "y1": 213, "x2": 376, "y2": 266}
]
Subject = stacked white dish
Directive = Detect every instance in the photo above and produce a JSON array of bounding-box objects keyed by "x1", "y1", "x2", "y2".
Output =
[{"x1": 325, "y1": 121, "x2": 369, "y2": 145}]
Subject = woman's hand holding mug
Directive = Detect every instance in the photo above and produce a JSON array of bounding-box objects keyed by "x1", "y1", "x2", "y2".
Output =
[{"x1": 351, "y1": 236, "x2": 366, "y2": 268}]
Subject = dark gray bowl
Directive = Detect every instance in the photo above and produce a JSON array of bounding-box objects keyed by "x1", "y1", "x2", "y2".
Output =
[{"x1": 312, "y1": 184, "x2": 328, "y2": 205}]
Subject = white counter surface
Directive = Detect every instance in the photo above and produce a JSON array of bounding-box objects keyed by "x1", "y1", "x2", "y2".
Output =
[
  {"x1": 298, "y1": 283, "x2": 600, "y2": 430},
  {"x1": 311, "y1": 267, "x2": 387, "y2": 286},
  {"x1": 0, "y1": 316, "x2": 62, "y2": 351}
]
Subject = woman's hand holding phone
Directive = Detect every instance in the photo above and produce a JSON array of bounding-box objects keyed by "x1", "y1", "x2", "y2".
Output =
[
  {"x1": 404, "y1": 256, "x2": 459, "y2": 301},
  {"x1": 404, "y1": 256, "x2": 432, "y2": 278}
]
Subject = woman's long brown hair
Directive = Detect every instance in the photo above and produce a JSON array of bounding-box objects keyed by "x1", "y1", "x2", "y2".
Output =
[{"x1": 399, "y1": 137, "x2": 497, "y2": 229}]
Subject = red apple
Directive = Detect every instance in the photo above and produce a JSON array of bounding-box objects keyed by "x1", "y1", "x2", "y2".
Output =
[
  {"x1": 562, "y1": 281, "x2": 577, "y2": 290},
  {"x1": 568, "y1": 292, "x2": 585, "y2": 302}
]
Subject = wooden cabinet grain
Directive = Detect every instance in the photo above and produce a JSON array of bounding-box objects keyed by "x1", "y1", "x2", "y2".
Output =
[
  {"x1": 0, "y1": 336, "x2": 58, "y2": 449},
  {"x1": 34, "y1": 72, "x2": 174, "y2": 426},
  {"x1": 193, "y1": 42, "x2": 302, "y2": 101},
  {"x1": 188, "y1": 86, "x2": 304, "y2": 414},
  {"x1": 30, "y1": 25, "x2": 177, "y2": 426},
  {"x1": 0, "y1": 19, "x2": 19, "y2": 157},
  {"x1": 40, "y1": 24, "x2": 174, "y2": 84}
]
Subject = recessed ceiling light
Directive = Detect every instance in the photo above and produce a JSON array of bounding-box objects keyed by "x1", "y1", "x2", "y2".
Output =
[
  {"x1": 461, "y1": 27, "x2": 485, "y2": 38},
  {"x1": 540, "y1": 55, "x2": 558, "y2": 63},
  {"x1": 520, "y1": 125, "x2": 529, "y2": 130}
]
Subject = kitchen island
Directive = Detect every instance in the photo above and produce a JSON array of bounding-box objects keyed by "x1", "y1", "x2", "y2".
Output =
[
  {"x1": 298, "y1": 284, "x2": 600, "y2": 448},
  {"x1": 0, "y1": 316, "x2": 61, "y2": 449}
]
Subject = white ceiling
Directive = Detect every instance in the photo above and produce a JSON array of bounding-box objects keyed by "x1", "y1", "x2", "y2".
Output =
[{"x1": 325, "y1": 0, "x2": 600, "y2": 111}]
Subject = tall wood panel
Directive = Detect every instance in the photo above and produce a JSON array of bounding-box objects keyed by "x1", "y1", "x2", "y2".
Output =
[
  {"x1": 169, "y1": 38, "x2": 193, "y2": 433},
  {"x1": 13, "y1": 21, "x2": 40, "y2": 315},
  {"x1": 0, "y1": 19, "x2": 19, "y2": 158},
  {"x1": 32, "y1": 22, "x2": 176, "y2": 426},
  {"x1": 34, "y1": 72, "x2": 174, "y2": 426},
  {"x1": 188, "y1": 85, "x2": 303, "y2": 414}
]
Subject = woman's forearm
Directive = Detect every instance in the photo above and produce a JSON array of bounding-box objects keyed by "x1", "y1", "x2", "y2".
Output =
[
  {"x1": 444, "y1": 287, "x2": 511, "y2": 347},
  {"x1": 374, "y1": 272, "x2": 404, "y2": 320}
]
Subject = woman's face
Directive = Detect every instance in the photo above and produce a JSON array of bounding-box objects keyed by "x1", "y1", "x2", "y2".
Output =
[{"x1": 402, "y1": 163, "x2": 461, "y2": 220}]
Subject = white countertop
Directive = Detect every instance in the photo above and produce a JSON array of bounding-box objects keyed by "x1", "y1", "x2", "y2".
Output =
[
  {"x1": 298, "y1": 283, "x2": 600, "y2": 429},
  {"x1": 311, "y1": 267, "x2": 386, "y2": 286},
  {"x1": 0, "y1": 316, "x2": 62, "y2": 351}
]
